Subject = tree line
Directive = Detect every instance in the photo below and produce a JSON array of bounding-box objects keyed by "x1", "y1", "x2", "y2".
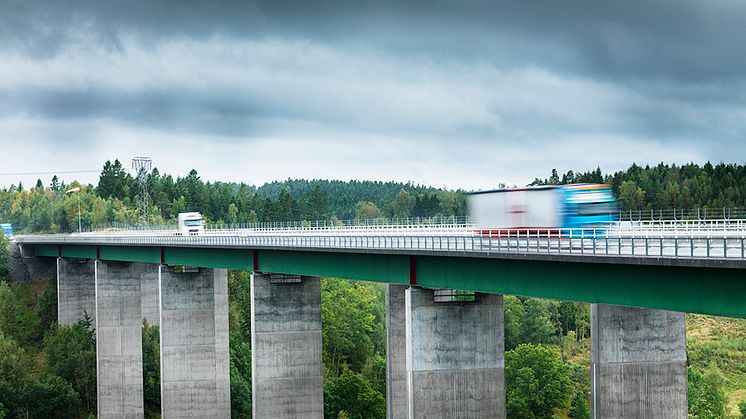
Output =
[
  {"x1": 0, "y1": 159, "x2": 466, "y2": 233},
  {"x1": 5, "y1": 160, "x2": 746, "y2": 234},
  {"x1": 531, "y1": 162, "x2": 746, "y2": 211}
]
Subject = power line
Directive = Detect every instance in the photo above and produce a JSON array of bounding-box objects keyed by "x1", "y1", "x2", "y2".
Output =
[{"x1": 0, "y1": 170, "x2": 100, "y2": 176}]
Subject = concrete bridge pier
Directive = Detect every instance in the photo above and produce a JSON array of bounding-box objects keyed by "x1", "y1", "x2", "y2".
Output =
[
  {"x1": 405, "y1": 287, "x2": 506, "y2": 419},
  {"x1": 95, "y1": 261, "x2": 147, "y2": 419},
  {"x1": 591, "y1": 304, "x2": 687, "y2": 418},
  {"x1": 57, "y1": 257, "x2": 96, "y2": 325},
  {"x1": 386, "y1": 284, "x2": 409, "y2": 419},
  {"x1": 160, "y1": 266, "x2": 231, "y2": 419},
  {"x1": 251, "y1": 272, "x2": 324, "y2": 418}
]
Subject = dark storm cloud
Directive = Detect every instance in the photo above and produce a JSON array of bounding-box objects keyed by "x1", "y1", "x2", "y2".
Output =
[
  {"x1": 3, "y1": 0, "x2": 746, "y2": 82},
  {"x1": 1, "y1": 0, "x2": 745, "y2": 189}
]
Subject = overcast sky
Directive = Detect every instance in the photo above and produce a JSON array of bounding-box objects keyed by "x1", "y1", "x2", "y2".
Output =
[{"x1": 1, "y1": 0, "x2": 745, "y2": 190}]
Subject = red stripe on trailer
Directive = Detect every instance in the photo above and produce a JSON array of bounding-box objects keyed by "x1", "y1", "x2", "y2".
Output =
[{"x1": 253, "y1": 249, "x2": 259, "y2": 272}]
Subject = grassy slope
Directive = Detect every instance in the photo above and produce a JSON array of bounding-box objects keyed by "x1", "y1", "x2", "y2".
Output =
[
  {"x1": 687, "y1": 314, "x2": 746, "y2": 418},
  {"x1": 556, "y1": 314, "x2": 746, "y2": 418}
]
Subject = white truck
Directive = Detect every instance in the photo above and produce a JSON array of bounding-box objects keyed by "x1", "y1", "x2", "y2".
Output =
[{"x1": 177, "y1": 212, "x2": 205, "y2": 235}]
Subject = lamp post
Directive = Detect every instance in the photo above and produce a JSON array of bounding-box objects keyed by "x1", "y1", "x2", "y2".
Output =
[{"x1": 66, "y1": 187, "x2": 82, "y2": 233}]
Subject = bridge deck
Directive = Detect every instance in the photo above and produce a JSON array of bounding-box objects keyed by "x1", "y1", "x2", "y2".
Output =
[{"x1": 14, "y1": 221, "x2": 746, "y2": 318}]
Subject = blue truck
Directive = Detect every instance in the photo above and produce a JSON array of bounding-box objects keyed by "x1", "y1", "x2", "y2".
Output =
[{"x1": 1, "y1": 223, "x2": 14, "y2": 239}]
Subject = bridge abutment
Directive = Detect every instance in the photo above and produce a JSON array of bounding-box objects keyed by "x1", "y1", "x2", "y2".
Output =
[
  {"x1": 386, "y1": 284, "x2": 409, "y2": 419},
  {"x1": 591, "y1": 304, "x2": 687, "y2": 418},
  {"x1": 251, "y1": 272, "x2": 324, "y2": 419},
  {"x1": 95, "y1": 261, "x2": 146, "y2": 419},
  {"x1": 405, "y1": 287, "x2": 506, "y2": 419},
  {"x1": 57, "y1": 257, "x2": 96, "y2": 325},
  {"x1": 160, "y1": 266, "x2": 231, "y2": 419}
]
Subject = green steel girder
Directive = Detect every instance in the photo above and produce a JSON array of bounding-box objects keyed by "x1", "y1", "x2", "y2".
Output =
[
  {"x1": 100, "y1": 246, "x2": 160, "y2": 264},
  {"x1": 60, "y1": 245, "x2": 96, "y2": 259},
  {"x1": 164, "y1": 247, "x2": 253, "y2": 270},
  {"x1": 33, "y1": 244, "x2": 746, "y2": 318},
  {"x1": 415, "y1": 256, "x2": 746, "y2": 319},
  {"x1": 257, "y1": 250, "x2": 410, "y2": 285}
]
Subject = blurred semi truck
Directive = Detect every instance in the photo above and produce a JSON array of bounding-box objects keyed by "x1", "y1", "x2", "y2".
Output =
[
  {"x1": 177, "y1": 212, "x2": 204, "y2": 235},
  {"x1": 468, "y1": 184, "x2": 617, "y2": 232}
]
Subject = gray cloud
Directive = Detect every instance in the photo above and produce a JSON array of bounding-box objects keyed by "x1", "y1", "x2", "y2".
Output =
[{"x1": 0, "y1": 0, "x2": 744, "y2": 189}]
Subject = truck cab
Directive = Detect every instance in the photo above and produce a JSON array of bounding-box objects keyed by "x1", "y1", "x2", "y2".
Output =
[{"x1": 177, "y1": 213, "x2": 204, "y2": 235}]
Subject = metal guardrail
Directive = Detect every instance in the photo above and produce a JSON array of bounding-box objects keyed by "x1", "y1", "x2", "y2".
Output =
[
  {"x1": 94, "y1": 216, "x2": 472, "y2": 233},
  {"x1": 17, "y1": 221, "x2": 746, "y2": 261},
  {"x1": 619, "y1": 207, "x2": 746, "y2": 221}
]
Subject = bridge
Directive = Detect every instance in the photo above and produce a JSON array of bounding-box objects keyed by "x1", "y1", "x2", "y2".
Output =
[{"x1": 12, "y1": 219, "x2": 746, "y2": 418}]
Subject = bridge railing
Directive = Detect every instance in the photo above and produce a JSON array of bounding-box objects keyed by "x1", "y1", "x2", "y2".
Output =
[
  {"x1": 618, "y1": 207, "x2": 746, "y2": 221},
  {"x1": 19, "y1": 227, "x2": 746, "y2": 260},
  {"x1": 92, "y1": 216, "x2": 472, "y2": 233}
]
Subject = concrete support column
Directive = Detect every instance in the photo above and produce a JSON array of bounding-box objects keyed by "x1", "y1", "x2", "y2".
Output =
[
  {"x1": 386, "y1": 284, "x2": 408, "y2": 419},
  {"x1": 251, "y1": 272, "x2": 324, "y2": 419},
  {"x1": 95, "y1": 261, "x2": 145, "y2": 419},
  {"x1": 405, "y1": 287, "x2": 505, "y2": 419},
  {"x1": 591, "y1": 304, "x2": 687, "y2": 419},
  {"x1": 160, "y1": 267, "x2": 230, "y2": 419},
  {"x1": 57, "y1": 257, "x2": 96, "y2": 325}
]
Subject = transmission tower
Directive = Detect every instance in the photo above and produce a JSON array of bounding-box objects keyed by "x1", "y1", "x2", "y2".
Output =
[{"x1": 132, "y1": 157, "x2": 152, "y2": 226}]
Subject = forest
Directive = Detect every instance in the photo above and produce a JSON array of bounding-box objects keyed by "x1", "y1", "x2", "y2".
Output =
[{"x1": 1, "y1": 160, "x2": 746, "y2": 418}]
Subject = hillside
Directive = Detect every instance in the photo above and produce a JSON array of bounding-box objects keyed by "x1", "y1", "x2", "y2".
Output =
[{"x1": 687, "y1": 314, "x2": 746, "y2": 417}]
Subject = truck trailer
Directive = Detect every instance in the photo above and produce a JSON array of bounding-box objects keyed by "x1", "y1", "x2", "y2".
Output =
[{"x1": 468, "y1": 184, "x2": 617, "y2": 231}]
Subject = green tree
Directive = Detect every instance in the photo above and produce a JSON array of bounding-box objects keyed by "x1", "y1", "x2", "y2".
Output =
[
  {"x1": 22, "y1": 375, "x2": 81, "y2": 419},
  {"x1": 308, "y1": 185, "x2": 330, "y2": 220},
  {"x1": 230, "y1": 336, "x2": 252, "y2": 417},
  {"x1": 569, "y1": 391, "x2": 590, "y2": 419},
  {"x1": 504, "y1": 296, "x2": 526, "y2": 351},
  {"x1": 390, "y1": 189, "x2": 415, "y2": 218},
  {"x1": 227, "y1": 270, "x2": 253, "y2": 417},
  {"x1": 227, "y1": 203, "x2": 239, "y2": 224},
  {"x1": 738, "y1": 399, "x2": 746, "y2": 419},
  {"x1": 362, "y1": 354, "x2": 386, "y2": 396},
  {"x1": 142, "y1": 320, "x2": 160, "y2": 412},
  {"x1": 0, "y1": 237, "x2": 9, "y2": 278},
  {"x1": 97, "y1": 159, "x2": 133, "y2": 200},
  {"x1": 228, "y1": 271, "x2": 252, "y2": 343},
  {"x1": 322, "y1": 280, "x2": 383, "y2": 374},
  {"x1": 688, "y1": 366, "x2": 726, "y2": 419},
  {"x1": 505, "y1": 344, "x2": 574, "y2": 418},
  {"x1": 43, "y1": 316, "x2": 97, "y2": 412},
  {"x1": 521, "y1": 298, "x2": 558, "y2": 345},
  {"x1": 0, "y1": 282, "x2": 38, "y2": 346},
  {"x1": 324, "y1": 366, "x2": 385, "y2": 419},
  {"x1": 355, "y1": 201, "x2": 381, "y2": 220},
  {"x1": 35, "y1": 279, "x2": 57, "y2": 339}
]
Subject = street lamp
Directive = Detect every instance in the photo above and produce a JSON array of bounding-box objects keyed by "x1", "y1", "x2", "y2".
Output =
[{"x1": 66, "y1": 187, "x2": 82, "y2": 233}]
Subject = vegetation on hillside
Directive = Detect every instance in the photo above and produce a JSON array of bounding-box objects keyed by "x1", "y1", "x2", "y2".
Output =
[
  {"x1": 531, "y1": 162, "x2": 746, "y2": 211},
  {"x1": 2, "y1": 161, "x2": 746, "y2": 417}
]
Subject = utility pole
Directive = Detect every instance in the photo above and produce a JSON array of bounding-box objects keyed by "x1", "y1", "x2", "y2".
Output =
[{"x1": 132, "y1": 157, "x2": 152, "y2": 227}]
